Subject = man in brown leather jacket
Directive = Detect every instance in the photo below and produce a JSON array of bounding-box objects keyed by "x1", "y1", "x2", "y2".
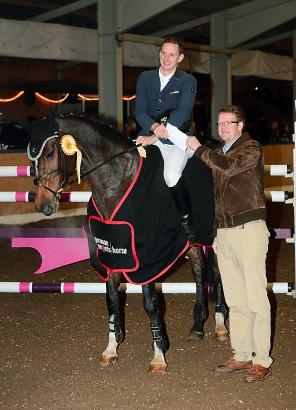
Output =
[{"x1": 187, "y1": 105, "x2": 272, "y2": 383}]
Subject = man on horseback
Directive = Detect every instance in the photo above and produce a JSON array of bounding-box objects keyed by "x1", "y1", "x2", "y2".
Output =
[
  {"x1": 135, "y1": 37, "x2": 197, "y2": 238},
  {"x1": 135, "y1": 37, "x2": 228, "y2": 341}
]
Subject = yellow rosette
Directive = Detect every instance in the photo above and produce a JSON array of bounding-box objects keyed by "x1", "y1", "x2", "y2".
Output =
[{"x1": 60, "y1": 134, "x2": 82, "y2": 184}]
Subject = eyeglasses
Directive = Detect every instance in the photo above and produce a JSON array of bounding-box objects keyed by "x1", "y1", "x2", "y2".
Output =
[{"x1": 216, "y1": 121, "x2": 239, "y2": 127}]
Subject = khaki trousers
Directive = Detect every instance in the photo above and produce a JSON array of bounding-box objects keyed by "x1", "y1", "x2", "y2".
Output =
[{"x1": 217, "y1": 221, "x2": 273, "y2": 368}]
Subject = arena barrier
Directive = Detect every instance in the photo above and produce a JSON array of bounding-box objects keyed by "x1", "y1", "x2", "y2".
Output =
[
  {"x1": 0, "y1": 190, "x2": 293, "y2": 203},
  {"x1": 0, "y1": 227, "x2": 291, "y2": 275},
  {"x1": 0, "y1": 281, "x2": 293, "y2": 294},
  {"x1": 0, "y1": 153, "x2": 295, "y2": 297}
]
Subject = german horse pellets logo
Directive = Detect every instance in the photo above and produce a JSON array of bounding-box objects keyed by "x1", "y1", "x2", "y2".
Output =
[
  {"x1": 88, "y1": 216, "x2": 136, "y2": 271},
  {"x1": 94, "y1": 236, "x2": 128, "y2": 255}
]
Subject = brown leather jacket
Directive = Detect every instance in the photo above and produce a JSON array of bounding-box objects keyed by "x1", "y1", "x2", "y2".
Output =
[{"x1": 194, "y1": 132, "x2": 266, "y2": 230}]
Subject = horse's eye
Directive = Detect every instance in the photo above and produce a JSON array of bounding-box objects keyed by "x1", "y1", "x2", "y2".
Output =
[{"x1": 45, "y1": 151, "x2": 54, "y2": 159}]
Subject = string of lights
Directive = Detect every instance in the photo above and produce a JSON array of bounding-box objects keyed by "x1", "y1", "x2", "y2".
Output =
[
  {"x1": 0, "y1": 91, "x2": 136, "y2": 103},
  {"x1": 35, "y1": 92, "x2": 69, "y2": 103},
  {"x1": 122, "y1": 95, "x2": 136, "y2": 101},
  {"x1": 77, "y1": 94, "x2": 100, "y2": 101},
  {"x1": 0, "y1": 91, "x2": 25, "y2": 103}
]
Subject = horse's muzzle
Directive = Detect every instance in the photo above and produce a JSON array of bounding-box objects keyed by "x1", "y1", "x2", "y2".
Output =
[{"x1": 36, "y1": 201, "x2": 56, "y2": 216}]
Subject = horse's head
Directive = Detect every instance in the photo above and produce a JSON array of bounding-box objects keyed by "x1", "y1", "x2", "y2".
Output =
[{"x1": 27, "y1": 114, "x2": 77, "y2": 216}]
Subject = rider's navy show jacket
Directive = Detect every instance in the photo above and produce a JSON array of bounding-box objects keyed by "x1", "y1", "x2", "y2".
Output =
[{"x1": 136, "y1": 68, "x2": 197, "y2": 139}]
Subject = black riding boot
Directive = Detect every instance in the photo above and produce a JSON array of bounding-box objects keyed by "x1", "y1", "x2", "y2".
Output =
[{"x1": 170, "y1": 180, "x2": 195, "y2": 243}]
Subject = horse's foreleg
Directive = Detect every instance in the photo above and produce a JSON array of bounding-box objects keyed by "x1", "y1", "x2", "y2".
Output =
[
  {"x1": 100, "y1": 274, "x2": 123, "y2": 367},
  {"x1": 213, "y1": 253, "x2": 229, "y2": 342},
  {"x1": 187, "y1": 246, "x2": 208, "y2": 342},
  {"x1": 142, "y1": 283, "x2": 168, "y2": 374}
]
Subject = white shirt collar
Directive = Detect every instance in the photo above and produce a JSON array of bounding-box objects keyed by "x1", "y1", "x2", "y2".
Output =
[{"x1": 159, "y1": 69, "x2": 175, "y2": 91}]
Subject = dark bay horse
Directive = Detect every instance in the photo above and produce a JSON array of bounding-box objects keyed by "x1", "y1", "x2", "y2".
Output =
[{"x1": 27, "y1": 114, "x2": 228, "y2": 373}]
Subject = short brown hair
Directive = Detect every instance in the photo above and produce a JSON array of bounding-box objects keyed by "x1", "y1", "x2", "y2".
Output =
[
  {"x1": 160, "y1": 37, "x2": 184, "y2": 55},
  {"x1": 219, "y1": 105, "x2": 245, "y2": 123}
]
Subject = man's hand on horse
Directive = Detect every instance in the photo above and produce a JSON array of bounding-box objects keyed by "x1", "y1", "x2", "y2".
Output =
[
  {"x1": 136, "y1": 135, "x2": 158, "y2": 147},
  {"x1": 186, "y1": 136, "x2": 201, "y2": 151}
]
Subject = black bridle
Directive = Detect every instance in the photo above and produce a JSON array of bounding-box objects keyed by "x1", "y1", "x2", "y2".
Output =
[
  {"x1": 34, "y1": 137, "x2": 142, "y2": 199},
  {"x1": 33, "y1": 138, "x2": 72, "y2": 198}
]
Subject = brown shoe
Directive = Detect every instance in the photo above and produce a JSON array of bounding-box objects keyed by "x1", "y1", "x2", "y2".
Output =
[
  {"x1": 244, "y1": 364, "x2": 272, "y2": 383},
  {"x1": 214, "y1": 357, "x2": 252, "y2": 373}
]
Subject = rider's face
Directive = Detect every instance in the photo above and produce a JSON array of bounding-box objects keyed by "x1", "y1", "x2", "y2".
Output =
[{"x1": 159, "y1": 43, "x2": 184, "y2": 76}]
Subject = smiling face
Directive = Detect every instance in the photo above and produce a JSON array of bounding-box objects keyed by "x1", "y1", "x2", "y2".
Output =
[
  {"x1": 217, "y1": 112, "x2": 244, "y2": 145},
  {"x1": 159, "y1": 42, "x2": 184, "y2": 76}
]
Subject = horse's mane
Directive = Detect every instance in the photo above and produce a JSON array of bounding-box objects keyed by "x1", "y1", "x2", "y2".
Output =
[{"x1": 58, "y1": 113, "x2": 135, "y2": 148}]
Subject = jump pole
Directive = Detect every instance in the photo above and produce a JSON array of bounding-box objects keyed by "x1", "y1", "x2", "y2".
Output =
[
  {"x1": 0, "y1": 165, "x2": 292, "y2": 177},
  {"x1": 0, "y1": 192, "x2": 91, "y2": 202},
  {"x1": 0, "y1": 282, "x2": 293, "y2": 295},
  {"x1": 0, "y1": 191, "x2": 291, "y2": 203},
  {"x1": 0, "y1": 166, "x2": 35, "y2": 177}
]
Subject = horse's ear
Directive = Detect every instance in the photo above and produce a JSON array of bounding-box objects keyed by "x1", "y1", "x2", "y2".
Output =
[
  {"x1": 47, "y1": 110, "x2": 60, "y2": 135},
  {"x1": 55, "y1": 117, "x2": 62, "y2": 126}
]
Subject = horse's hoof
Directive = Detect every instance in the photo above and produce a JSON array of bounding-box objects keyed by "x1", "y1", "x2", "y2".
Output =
[
  {"x1": 99, "y1": 355, "x2": 119, "y2": 367},
  {"x1": 187, "y1": 330, "x2": 204, "y2": 342},
  {"x1": 148, "y1": 363, "x2": 167, "y2": 374},
  {"x1": 215, "y1": 330, "x2": 229, "y2": 342}
]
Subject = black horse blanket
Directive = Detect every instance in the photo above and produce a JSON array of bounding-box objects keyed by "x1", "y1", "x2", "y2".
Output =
[{"x1": 86, "y1": 145, "x2": 189, "y2": 284}]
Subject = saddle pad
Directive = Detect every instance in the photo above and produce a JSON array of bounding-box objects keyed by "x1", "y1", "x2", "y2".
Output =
[{"x1": 86, "y1": 145, "x2": 189, "y2": 284}]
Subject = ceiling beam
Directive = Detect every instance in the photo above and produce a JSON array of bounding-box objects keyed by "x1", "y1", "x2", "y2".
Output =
[
  {"x1": 242, "y1": 31, "x2": 292, "y2": 50},
  {"x1": 151, "y1": 15, "x2": 210, "y2": 37},
  {"x1": 0, "y1": 0, "x2": 56, "y2": 7},
  {"x1": 228, "y1": 0, "x2": 296, "y2": 46},
  {"x1": 30, "y1": 0, "x2": 96, "y2": 22},
  {"x1": 229, "y1": 0, "x2": 292, "y2": 19},
  {"x1": 119, "y1": 0, "x2": 186, "y2": 32},
  {"x1": 119, "y1": 33, "x2": 236, "y2": 54}
]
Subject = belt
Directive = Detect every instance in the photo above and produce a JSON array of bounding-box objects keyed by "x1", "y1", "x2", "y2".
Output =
[{"x1": 233, "y1": 219, "x2": 265, "y2": 229}]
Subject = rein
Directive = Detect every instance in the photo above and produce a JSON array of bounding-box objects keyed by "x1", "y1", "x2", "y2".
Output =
[
  {"x1": 35, "y1": 140, "x2": 142, "y2": 198},
  {"x1": 71, "y1": 143, "x2": 141, "y2": 185}
]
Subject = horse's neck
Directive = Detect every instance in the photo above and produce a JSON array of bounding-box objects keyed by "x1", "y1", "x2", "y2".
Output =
[
  {"x1": 70, "y1": 123, "x2": 139, "y2": 219},
  {"x1": 86, "y1": 150, "x2": 139, "y2": 220}
]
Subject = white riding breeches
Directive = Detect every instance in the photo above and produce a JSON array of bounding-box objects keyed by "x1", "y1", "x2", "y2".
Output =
[{"x1": 154, "y1": 140, "x2": 194, "y2": 187}]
